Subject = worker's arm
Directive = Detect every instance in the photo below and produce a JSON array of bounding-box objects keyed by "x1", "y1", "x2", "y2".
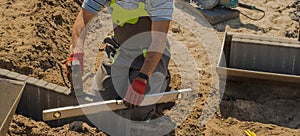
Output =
[
  {"x1": 72, "y1": 0, "x2": 107, "y2": 52},
  {"x1": 67, "y1": 0, "x2": 106, "y2": 73},
  {"x1": 138, "y1": 0, "x2": 174, "y2": 81},
  {"x1": 65, "y1": 9, "x2": 95, "y2": 73},
  {"x1": 124, "y1": 21, "x2": 171, "y2": 109},
  {"x1": 124, "y1": 1, "x2": 174, "y2": 108},
  {"x1": 138, "y1": 21, "x2": 171, "y2": 82},
  {"x1": 71, "y1": 9, "x2": 95, "y2": 53}
]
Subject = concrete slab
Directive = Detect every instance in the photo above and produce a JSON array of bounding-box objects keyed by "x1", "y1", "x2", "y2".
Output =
[
  {"x1": 35, "y1": 80, "x2": 48, "y2": 88},
  {"x1": 0, "y1": 69, "x2": 83, "y2": 126},
  {"x1": 0, "y1": 69, "x2": 10, "y2": 77},
  {"x1": 5, "y1": 71, "x2": 19, "y2": 79},
  {"x1": 63, "y1": 89, "x2": 71, "y2": 95},
  {"x1": 15, "y1": 74, "x2": 29, "y2": 81},
  {"x1": 45, "y1": 83, "x2": 58, "y2": 90},
  {"x1": 199, "y1": 7, "x2": 240, "y2": 25},
  {"x1": 217, "y1": 32, "x2": 300, "y2": 83},
  {"x1": 26, "y1": 77, "x2": 39, "y2": 85},
  {"x1": 0, "y1": 79, "x2": 25, "y2": 136},
  {"x1": 54, "y1": 86, "x2": 69, "y2": 94}
]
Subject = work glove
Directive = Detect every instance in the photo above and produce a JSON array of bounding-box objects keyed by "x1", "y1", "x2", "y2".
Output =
[
  {"x1": 103, "y1": 37, "x2": 120, "y2": 58},
  {"x1": 65, "y1": 53, "x2": 84, "y2": 77},
  {"x1": 124, "y1": 78, "x2": 147, "y2": 109}
]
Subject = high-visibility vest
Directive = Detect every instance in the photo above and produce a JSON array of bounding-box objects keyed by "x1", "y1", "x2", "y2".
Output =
[
  {"x1": 110, "y1": 0, "x2": 170, "y2": 62},
  {"x1": 110, "y1": 0, "x2": 149, "y2": 27}
]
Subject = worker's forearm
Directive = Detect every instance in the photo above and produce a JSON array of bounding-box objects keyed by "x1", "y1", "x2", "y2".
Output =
[
  {"x1": 139, "y1": 36, "x2": 167, "y2": 80},
  {"x1": 140, "y1": 51, "x2": 163, "y2": 76},
  {"x1": 72, "y1": 17, "x2": 85, "y2": 53},
  {"x1": 71, "y1": 9, "x2": 95, "y2": 53},
  {"x1": 139, "y1": 21, "x2": 170, "y2": 81},
  {"x1": 139, "y1": 41, "x2": 166, "y2": 83}
]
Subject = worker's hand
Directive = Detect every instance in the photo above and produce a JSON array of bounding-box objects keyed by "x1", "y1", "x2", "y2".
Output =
[
  {"x1": 65, "y1": 53, "x2": 84, "y2": 76},
  {"x1": 124, "y1": 78, "x2": 147, "y2": 109}
]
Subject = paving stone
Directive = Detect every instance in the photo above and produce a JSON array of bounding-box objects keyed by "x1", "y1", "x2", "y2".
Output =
[
  {"x1": 0, "y1": 68, "x2": 10, "y2": 76},
  {"x1": 6, "y1": 71, "x2": 19, "y2": 79},
  {"x1": 54, "y1": 86, "x2": 69, "y2": 94},
  {"x1": 44, "y1": 83, "x2": 58, "y2": 91},
  {"x1": 26, "y1": 77, "x2": 39, "y2": 85},
  {"x1": 15, "y1": 74, "x2": 29, "y2": 81},
  {"x1": 35, "y1": 80, "x2": 48, "y2": 87},
  {"x1": 63, "y1": 89, "x2": 71, "y2": 95}
]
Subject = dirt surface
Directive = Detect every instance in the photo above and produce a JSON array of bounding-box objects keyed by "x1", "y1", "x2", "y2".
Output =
[
  {"x1": 7, "y1": 115, "x2": 105, "y2": 136},
  {"x1": 0, "y1": 0, "x2": 80, "y2": 85},
  {"x1": 1, "y1": 0, "x2": 300, "y2": 135}
]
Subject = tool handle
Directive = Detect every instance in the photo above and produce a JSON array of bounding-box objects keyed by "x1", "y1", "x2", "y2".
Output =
[
  {"x1": 238, "y1": 3, "x2": 256, "y2": 10},
  {"x1": 68, "y1": 60, "x2": 84, "y2": 96}
]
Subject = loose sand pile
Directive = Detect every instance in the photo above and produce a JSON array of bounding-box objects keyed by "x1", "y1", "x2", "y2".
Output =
[
  {"x1": 8, "y1": 115, "x2": 105, "y2": 136},
  {"x1": 0, "y1": 0, "x2": 80, "y2": 85},
  {"x1": 1, "y1": 0, "x2": 300, "y2": 135}
]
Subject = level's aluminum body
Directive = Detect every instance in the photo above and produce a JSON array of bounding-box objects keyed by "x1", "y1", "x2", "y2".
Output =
[{"x1": 43, "y1": 88, "x2": 192, "y2": 121}]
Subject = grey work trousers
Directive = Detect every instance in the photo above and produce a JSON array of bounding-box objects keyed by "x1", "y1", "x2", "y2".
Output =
[{"x1": 90, "y1": 17, "x2": 171, "y2": 135}]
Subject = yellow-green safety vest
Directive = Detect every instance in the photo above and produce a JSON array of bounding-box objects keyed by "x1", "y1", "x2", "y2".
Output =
[
  {"x1": 109, "y1": 0, "x2": 170, "y2": 63},
  {"x1": 110, "y1": 0, "x2": 149, "y2": 27}
]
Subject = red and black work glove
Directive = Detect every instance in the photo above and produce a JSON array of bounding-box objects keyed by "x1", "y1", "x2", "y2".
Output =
[
  {"x1": 65, "y1": 53, "x2": 84, "y2": 76},
  {"x1": 124, "y1": 75, "x2": 148, "y2": 109}
]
